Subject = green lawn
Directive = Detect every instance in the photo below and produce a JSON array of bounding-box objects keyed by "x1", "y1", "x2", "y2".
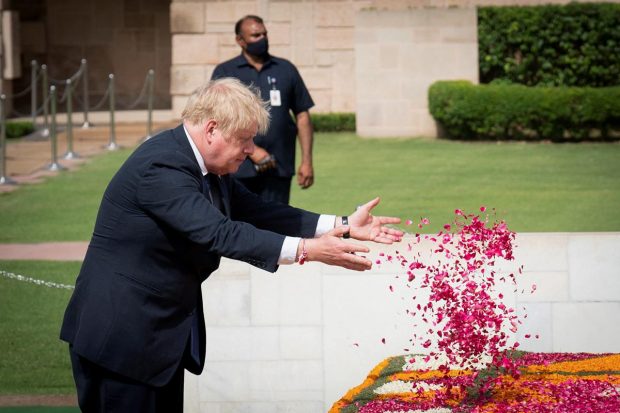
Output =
[
  {"x1": 0, "y1": 133, "x2": 619, "y2": 397},
  {"x1": 0, "y1": 148, "x2": 133, "y2": 243},
  {"x1": 0, "y1": 261, "x2": 81, "y2": 395},
  {"x1": 1, "y1": 134, "x2": 619, "y2": 244},
  {"x1": 293, "y1": 134, "x2": 620, "y2": 232}
]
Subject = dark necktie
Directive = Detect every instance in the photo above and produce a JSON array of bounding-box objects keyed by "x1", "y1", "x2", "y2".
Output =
[{"x1": 203, "y1": 174, "x2": 225, "y2": 214}]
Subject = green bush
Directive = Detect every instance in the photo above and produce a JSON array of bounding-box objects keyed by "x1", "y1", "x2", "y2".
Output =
[
  {"x1": 478, "y1": 3, "x2": 620, "y2": 87},
  {"x1": 428, "y1": 80, "x2": 620, "y2": 141},
  {"x1": 5, "y1": 121, "x2": 35, "y2": 138},
  {"x1": 310, "y1": 112, "x2": 355, "y2": 132}
]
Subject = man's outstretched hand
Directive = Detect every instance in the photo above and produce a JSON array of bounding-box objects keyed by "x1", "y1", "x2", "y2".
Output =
[{"x1": 348, "y1": 197, "x2": 403, "y2": 244}]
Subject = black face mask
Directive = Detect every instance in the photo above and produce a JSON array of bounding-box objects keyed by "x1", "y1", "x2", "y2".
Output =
[{"x1": 245, "y1": 37, "x2": 269, "y2": 57}]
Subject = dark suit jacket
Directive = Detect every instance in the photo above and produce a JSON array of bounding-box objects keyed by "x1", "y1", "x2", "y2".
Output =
[{"x1": 60, "y1": 125, "x2": 319, "y2": 386}]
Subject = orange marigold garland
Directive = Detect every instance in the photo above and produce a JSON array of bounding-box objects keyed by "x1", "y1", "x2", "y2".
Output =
[{"x1": 329, "y1": 352, "x2": 620, "y2": 413}]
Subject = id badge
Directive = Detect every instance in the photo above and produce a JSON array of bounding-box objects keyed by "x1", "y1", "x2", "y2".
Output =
[{"x1": 270, "y1": 90, "x2": 281, "y2": 106}]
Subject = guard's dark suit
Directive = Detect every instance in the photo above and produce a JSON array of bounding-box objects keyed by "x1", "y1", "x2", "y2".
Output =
[{"x1": 60, "y1": 125, "x2": 319, "y2": 408}]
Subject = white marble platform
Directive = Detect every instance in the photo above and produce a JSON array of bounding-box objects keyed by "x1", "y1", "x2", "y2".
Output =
[{"x1": 185, "y1": 232, "x2": 620, "y2": 412}]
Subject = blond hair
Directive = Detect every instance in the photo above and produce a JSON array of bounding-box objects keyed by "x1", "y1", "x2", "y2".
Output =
[{"x1": 181, "y1": 78, "x2": 270, "y2": 138}]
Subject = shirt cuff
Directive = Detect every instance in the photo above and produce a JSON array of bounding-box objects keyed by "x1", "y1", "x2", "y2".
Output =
[
  {"x1": 278, "y1": 236, "x2": 302, "y2": 265},
  {"x1": 277, "y1": 215, "x2": 336, "y2": 265},
  {"x1": 315, "y1": 214, "x2": 336, "y2": 237}
]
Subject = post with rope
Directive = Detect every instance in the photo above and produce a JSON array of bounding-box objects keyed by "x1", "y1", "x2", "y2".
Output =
[
  {"x1": 41, "y1": 64, "x2": 50, "y2": 137},
  {"x1": 30, "y1": 60, "x2": 38, "y2": 128},
  {"x1": 146, "y1": 69, "x2": 155, "y2": 140},
  {"x1": 81, "y1": 59, "x2": 91, "y2": 129},
  {"x1": 105, "y1": 74, "x2": 119, "y2": 151},
  {"x1": 0, "y1": 94, "x2": 17, "y2": 185},
  {"x1": 63, "y1": 78, "x2": 79, "y2": 159},
  {"x1": 47, "y1": 86, "x2": 65, "y2": 171}
]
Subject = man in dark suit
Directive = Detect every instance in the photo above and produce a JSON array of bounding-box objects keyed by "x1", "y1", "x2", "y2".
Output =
[{"x1": 60, "y1": 78, "x2": 403, "y2": 412}]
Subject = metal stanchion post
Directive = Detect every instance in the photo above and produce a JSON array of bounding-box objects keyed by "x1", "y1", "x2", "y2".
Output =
[
  {"x1": 0, "y1": 94, "x2": 17, "y2": 185},
  {"x1": 81, "y1": 59, "x2": 92, "y2": 128},
  {"x1": 47, "y1": 86, "x2": 65, "y2": 171},
  {"x1": 145, "y1": 69, "x2": 155, "y2": 140},
  {"x1": 105, "y1": 74, "x2": 119, "y2": 151},
  {"x1": 63, "y1": 79, "x2": 79, "y2": 159},
  {"x1": 41, "y1": 64, "x2": 49, "y2": 137},
  {"x1": 30, "y1": 60, "x2": 38, "y2": 128}
]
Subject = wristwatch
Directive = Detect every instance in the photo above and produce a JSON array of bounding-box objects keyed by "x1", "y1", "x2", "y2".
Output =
[{"x1": 342, "y1": 216, "x2": 350, "y2": 239}]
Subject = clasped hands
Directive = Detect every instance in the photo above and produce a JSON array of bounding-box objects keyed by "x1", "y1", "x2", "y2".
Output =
[
  {"x1": 300, "y1": 197, "x2": 404, "y2": 271},
  {"x1": 250, "y1": 146, "x2": 277, "y2": 173}
]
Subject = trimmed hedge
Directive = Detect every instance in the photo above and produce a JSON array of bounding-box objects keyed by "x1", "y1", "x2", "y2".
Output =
[
  {"x1": 478, "y1": 3, "x2": 620, "y2": 87},
  {"x1": 428, "y1": 80, "x2": 620, "y2": 141},
  {"x1": 5, "y1": 121, "x2": 35, "y2": 139},
  {"x1": 311, "y1": 112, "x2": 355, "y2": 132}
]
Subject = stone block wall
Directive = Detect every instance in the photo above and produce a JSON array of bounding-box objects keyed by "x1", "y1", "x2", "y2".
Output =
[
  {"x1": 169, "y1": 0, "x2": 609, "y2": 136},
  {"x1": 184, "y1": 232, "x2": 620, "y2": 412},
  {"x1": 355, "y1": 8, "x2": 479, "y2": 137},
  {"x1": 170, "y1": 0, "x2": 372, "y2": 118}
]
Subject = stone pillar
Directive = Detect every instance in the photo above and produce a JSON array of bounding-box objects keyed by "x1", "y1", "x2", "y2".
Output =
[
  {"x1": 0, "y1": 0, "x2": 16, "y2": 113},
  {"x1": 355, "y1": 8, "x2": 479, "y2": 138}
]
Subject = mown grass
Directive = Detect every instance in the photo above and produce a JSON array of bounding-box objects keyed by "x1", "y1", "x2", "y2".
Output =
[
  {"x1": 1, "y1": 134, "x2": 619, "y2": 244},
  {"x1": 0, "y1": 261, "x2": 81, "y2": 395},
  {"x1": 292, "y1": 134, "x2": 620, "y2": 232},
  {"x1": 0, "y1": 149, "x2": 133, "y2": 242}
]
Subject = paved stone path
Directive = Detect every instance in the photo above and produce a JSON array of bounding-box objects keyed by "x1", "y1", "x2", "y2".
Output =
[
  {"x1": 0, "y1": 242, "x2": 88, "y2": 261},
  {"x1": 0, "y1": 394, "x2": 77, "y2": 407}
]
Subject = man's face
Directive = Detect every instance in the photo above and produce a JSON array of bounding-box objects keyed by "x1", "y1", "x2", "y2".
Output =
[
  {"x1": 206, "y1": 126, "x2": 256, "y2": 175},
  {"x1": 237, "y1": 20, "x2": 268, "y2": 50}
]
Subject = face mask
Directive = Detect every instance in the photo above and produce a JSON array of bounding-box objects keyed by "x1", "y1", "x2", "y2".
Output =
[{"x1": 245, "y1": 37, "x2": 269, "y2": 57}]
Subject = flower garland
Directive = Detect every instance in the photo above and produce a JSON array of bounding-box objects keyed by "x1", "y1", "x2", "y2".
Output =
[{"x1": 328, "y1": 352, "x2": 620, "y2": 413}]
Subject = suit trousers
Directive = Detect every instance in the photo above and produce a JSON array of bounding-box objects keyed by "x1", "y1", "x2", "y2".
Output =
[{"x1": 69, "y1": 346, "x2": 184, "y2": 413}]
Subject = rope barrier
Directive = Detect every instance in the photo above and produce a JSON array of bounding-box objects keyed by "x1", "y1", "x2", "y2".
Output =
[
  {"x1": 124, "y1": 71, "x2": 151, "y2": 110},
  {"x1": 6, "y1": 80, "x2": 35, "y2": 98},
  {"x1": 0, "y1": 270, "x2": 74, "y2": 290},
  {"x1": 3, "y1": 62, "x2": 156, "y2": 151},
  {"x1": 1, "y1": 66, "x2": 42, "y2": 99},
  {"x1": 5, "y1": 62, "x2": 154, "y2": 120},
  {"x1": 9, "y1": 104, "x2": 33, "y2": 118},
  {"x1": 88, "y1": 86, "x2": 111, "y2": 112},
  {"x1": 56, "y1": 82, "x2": 72, "y2": 105},
  {"x1": 47, "y1": 62, "x2": 85, "y2": 85}
]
